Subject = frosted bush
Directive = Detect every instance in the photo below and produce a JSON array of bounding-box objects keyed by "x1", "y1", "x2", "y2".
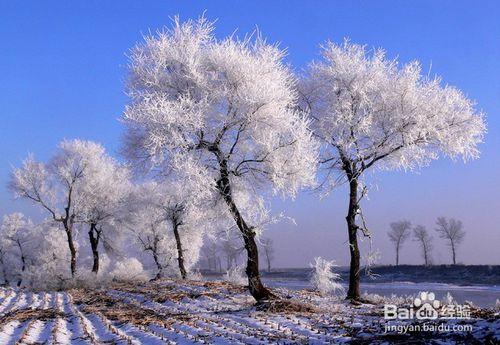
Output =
[
  {"x1": 224, "y1": 265, "x2": 247, "y2": 285},
  {"x1": 362, "y1": 292, "x2": 413, "y2": 306},
  {"x1": 111, "y1": 258, "x2": 149, "y2": 282},
  {"x1": 310, "y1": 257, "x2": 344, "y2": 296},
  {"x1": 188, "y1": 270, "x2": 203, "y2": 281}
]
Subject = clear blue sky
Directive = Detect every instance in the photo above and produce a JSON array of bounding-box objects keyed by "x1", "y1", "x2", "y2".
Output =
[{"x1": 1, "y1": 1, "x2": 499, "y2": 266}]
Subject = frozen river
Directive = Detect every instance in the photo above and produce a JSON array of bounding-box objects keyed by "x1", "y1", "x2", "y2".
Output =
[{"x1": 263, "y1": 277, "x2": 500, "y2": 308}]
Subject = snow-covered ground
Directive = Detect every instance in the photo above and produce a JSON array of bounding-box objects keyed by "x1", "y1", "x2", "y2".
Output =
[{"x1": 0, "y1": 280, "x2": 498, "y2": 344}]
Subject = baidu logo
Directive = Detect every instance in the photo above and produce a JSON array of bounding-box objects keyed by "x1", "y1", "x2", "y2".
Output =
[
  {"x1": 412, "y1": 292, "x2": 440, "y2": 319},
  {"x1": 384, "y1": 291, "x2": 470, "y2": 320}
]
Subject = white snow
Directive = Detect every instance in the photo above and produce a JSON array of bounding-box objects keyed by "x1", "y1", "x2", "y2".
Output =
[{"x1": 0, "y1": 281, "x2": 497, "y2": 344}]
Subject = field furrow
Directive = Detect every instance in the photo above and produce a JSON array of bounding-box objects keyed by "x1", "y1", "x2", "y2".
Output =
[{"x1": 0, "y1": 281, "x2": 496, "y2": 344}]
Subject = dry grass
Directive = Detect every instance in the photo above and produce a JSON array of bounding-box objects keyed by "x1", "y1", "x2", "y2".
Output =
[
  {"x1": 256, "y1": 298, "x2": 318, "y2": 314},
  {"x1": 0, "y1": 308, "x2": 66, "y2": 324},
  {"x1": 470, "y1": 307, "x2": 499, "y2": 320},
  {"x1": 69, "y1": 287, "x2": 193, "y2": 327},
  {"x1": 110, "y1": 279, "x2": 247, "y2": 303}
]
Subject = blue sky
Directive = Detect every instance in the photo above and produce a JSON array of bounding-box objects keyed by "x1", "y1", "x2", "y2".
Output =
[{"x1": 1, "y1": 1, "x2": 499, "y2": 266}]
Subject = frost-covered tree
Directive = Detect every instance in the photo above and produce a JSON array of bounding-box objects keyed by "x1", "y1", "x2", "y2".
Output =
[
  {"x1": 77, "y1": 145, "x2": 131, "y2": 274},
  {"x1": 413, "y1": 225, "x2": 433, "y2": 266},
  {"x1": 9, "y1": 150, "x2": 78, "y2": 277},
  {"x1": 24, "y1": 221, "x2": 71, "y2": 290},
  {"x1": 203, "y1": 241, "x2": 220, "y2": 272},
  {"x1": 310, "y1": 257, "x2": 343, "y2": 296},
  {"x1": 260, "y1": 237, "x2": 275, "y2": 272},
  {"x1": 0, "y1": 215, "x2": 69, "y2": 289},
  {"x1": 9, "y1": 139, "x2": 124, "y2": 277},
  {"x1": 154, "y1": 187, "x2": 187, "y2": 279},
  {"x1": 126, "y1": 181, "x2": 207, "y2": 279},
  {"x1": 302, "y1": 40, "x2": 485, "y2": 301},
  {"x1": 0, "y1": 247, "x2": 8, "y2": 286},
  {"x1": 123, "y1": 16, "x2": 318, "y2": 301},
  {"x1": 435, "y1": 217, "x2": 465, "y2": 265},
  {"x1": 126, "y1": 183, "x2": 174, "y2": 279},
  {"x1": 388, "y1": 220, "x2": 411, "y2": 266},
  {"x1": 220, "y1": 232, "x2": 243, "y2": 270},
  {"x1": 0, "y1": 213, "x2": 35, "y2": 286}
]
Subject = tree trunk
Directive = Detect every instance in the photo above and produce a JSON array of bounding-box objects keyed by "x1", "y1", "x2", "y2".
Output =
[
  {"x1": 89, "y1": 224, "x2": 100, "y2": 274},
  {"x1": 1, "y1": 260, "x2": 8, "y2": 286},
  {"x1": 216, "y1": 157, "x2": 273, "y2": 302},
  {"x1": 64, "y1": 228, "x2": 77, "y2": 277},
  {"x1": 266, "y1": 253, "x2": 271, "y2": 272},
  {"x1": 172, "y1": 221, "x2": 187, "y2": 279},
  {"x1": 395, "y1": 245, "x2": 399, "y2": 266},
  {"x1": 451, "y1": 241, "x2": 456, "y2": 265},
  {"x1": 423, "y1": 242, "x2": 429, "y2": 266},
  {"x1": 217, "y1": 257, "x2": 222, "y2": 273},
  {"x1": 346, "y1": 177, "x2": 361, "y2": 301},
  {"x1": 152, "y1": 251, "x2": 163, "y2": 280},
  {"x1": 15, "y1": 241, "x2": 25, "y2": 287}
]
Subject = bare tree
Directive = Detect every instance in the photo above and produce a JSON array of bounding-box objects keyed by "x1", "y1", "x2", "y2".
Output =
[
  {"x1": 261, "y1": 238, "x2": 275, "y2": 272},
  {"x1": 435, "y1": 217, "x2": 465, "y2": 265},
  {"x1": 413, "y1": 225, "x2": 433, "y2": 266},
  {"x1": 388, "y1": 220, "x2": 412, "y2": 266}
]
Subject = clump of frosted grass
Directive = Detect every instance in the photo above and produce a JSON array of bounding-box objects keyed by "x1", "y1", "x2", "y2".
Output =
[
  {"x1": 224, "y1": 265, "x2": 246, "y2": 285},
  {"x1": 310, "y1": 257, "x2": 344, "y2": 296}
]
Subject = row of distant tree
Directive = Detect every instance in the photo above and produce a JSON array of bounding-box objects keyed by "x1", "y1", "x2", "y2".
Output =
[{"x1": 388, "y1": 217, "x2": 466, "y2": 266}]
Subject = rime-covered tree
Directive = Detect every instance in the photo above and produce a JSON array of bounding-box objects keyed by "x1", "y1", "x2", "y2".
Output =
[
  {"x1": 126, "y1": 181, "x2": 207, "y2": 279},
  {"x1": 76, "y1": 143, "x2": 131, "y2": 274},
  {"x1": 10, "y1": 141, "x2": 82, "y2": 277},
  {"x1": 0, "y1": 213, "x2": 35, "y2": 286},
  {"x1": 220, "y1": 232, "x2": 244, "y2": 270},
  {"x1": 435, "y1": 217, "x2": 465, "y2": 265},
  {"x1": 261, "y1": 237, "x2": 275, "y2": 272},
  {"x1": 123, "y1": 16, "x2": 318, "y2": 301},
  {"x1": 0, "y1": 246, "x2": 8, "y2": 286},
  {"x1": 154, "y1": 187, "x2": 187, "y2": 279},
  {"x1": 302, "y1": 41, "x2": 485, "y2": 301},
  {"x1": 203, "y1": 241, "x2": 219, "y2": 272},
  {"x1": 9, "y1": 139, "x2": 126, "y2": 277},
  {"x1": 388, "y1": 220, "x2": 411, "y2": 266},
  {"x1": 24, "y1": 221, "x2": 71, "y2": 289},
  {"x1": 413, "y1": 225, "x2": 433, "y2": 266},
  {"x1": 127, "y1": 185, "x2": 173, "y2": 280},
  {"x1": 0, "y1": 215, "x2": 68, "y2": 289}
]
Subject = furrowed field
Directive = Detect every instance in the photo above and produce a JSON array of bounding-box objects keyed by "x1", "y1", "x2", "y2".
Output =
[{"x1": 0, "y1": 280, "x2": 498, "y2": 344}]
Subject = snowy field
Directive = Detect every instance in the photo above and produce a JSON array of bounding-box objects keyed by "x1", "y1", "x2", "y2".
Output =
[{"x1": 0, "y1": 279, "x2": 498, "y2": 344}]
